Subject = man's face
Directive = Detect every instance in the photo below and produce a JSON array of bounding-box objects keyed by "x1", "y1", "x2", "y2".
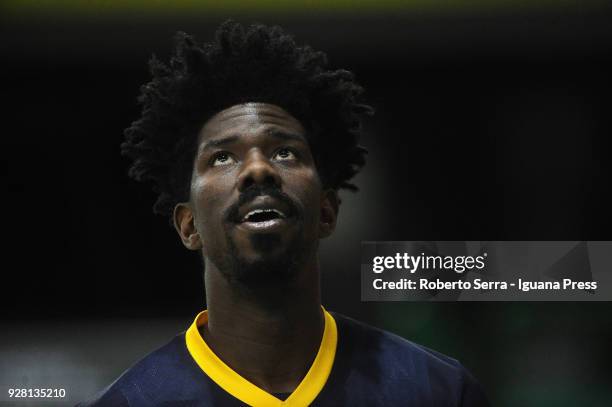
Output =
[{"x1": 174, "y1": 103, "x2": 337, "y2": 284}]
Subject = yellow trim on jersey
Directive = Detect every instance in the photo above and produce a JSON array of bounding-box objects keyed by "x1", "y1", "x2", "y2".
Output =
[{"x1": 185, "y1": 307, "x2": 337, "y2": 407}]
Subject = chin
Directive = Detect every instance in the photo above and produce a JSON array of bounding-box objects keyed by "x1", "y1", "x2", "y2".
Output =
[
  {"x1": 226, "y1": 236, "x2": 301, "y2": 285},
  {"x1": 231, "y1": 257, "x2": 298, "y2": 287},
  {"x1": 218, "y1": 223, "x2": 315, "y2": 287}
]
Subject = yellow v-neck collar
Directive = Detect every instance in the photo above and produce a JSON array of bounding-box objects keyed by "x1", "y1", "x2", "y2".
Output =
[{"x1": 185, "y1": 307, "x2": 337, "y2": 407}]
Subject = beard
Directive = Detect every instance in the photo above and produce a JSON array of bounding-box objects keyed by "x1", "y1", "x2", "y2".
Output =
[
  {"x1": 208, "y1": 184, "x2": 316, "y2": 288},
  {"x1": 203, "y1": 227, "x2": 318, "y2": 309},
  {"x1": 202, "y1": 214, "x2": 317, "y2": 289},
  {"x1": 221, "y1": 230, "x2": 308, "y2": 287}
]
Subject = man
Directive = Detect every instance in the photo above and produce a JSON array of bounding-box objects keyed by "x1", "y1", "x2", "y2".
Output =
[{"x1": 80, "y1": 20, "x2": 489, "y2": 406}]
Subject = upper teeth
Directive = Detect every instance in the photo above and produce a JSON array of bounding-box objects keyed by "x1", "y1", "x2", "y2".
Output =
[{"x1": 243, "y1": 209, "x2": 286, "y2": 221}]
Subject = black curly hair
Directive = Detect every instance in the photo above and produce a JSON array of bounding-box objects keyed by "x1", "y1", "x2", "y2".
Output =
[{"x1": 122, "y1": 20, "x2": 373, "y2": 218}]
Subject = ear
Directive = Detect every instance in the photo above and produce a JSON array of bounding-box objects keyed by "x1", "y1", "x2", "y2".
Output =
[
  {"x1": 319, "y1": 189, "x2": 339, "y2": 239},
  {"x1": 173, "y1": 203, "x2": 203, "y2": 251}
]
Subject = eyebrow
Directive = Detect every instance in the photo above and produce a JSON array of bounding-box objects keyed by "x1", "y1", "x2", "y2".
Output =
[{"x1": 199, "y1": 130, "x2": 306, "y2": 153}]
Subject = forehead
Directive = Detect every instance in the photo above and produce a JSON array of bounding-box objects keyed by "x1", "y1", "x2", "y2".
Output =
[{"x1": 198, "y1": 103, "x2": 306, "y2": 143}]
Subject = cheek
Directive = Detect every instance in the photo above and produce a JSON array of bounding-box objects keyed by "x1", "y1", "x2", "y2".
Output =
[
  {"x1": 290, "y1": 169, "x2": 323, "y2": 224},
  {"x1": 190, "y1": 176, "x2": 232, "y2": 237}
]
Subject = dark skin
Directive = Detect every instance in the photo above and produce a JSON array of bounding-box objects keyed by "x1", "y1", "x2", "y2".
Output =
[{"x1": 173, "y1": 103, "x2": 339, "y2": 393}]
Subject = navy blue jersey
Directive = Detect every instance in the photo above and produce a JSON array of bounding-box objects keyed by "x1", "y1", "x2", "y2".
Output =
[{"x1": 78, "y1": 310, "x2": 489, "y2": 406}]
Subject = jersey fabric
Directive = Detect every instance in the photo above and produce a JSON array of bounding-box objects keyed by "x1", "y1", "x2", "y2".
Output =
[{"x1": 78, "y1": 309, "x2": 489, "y2": 406}]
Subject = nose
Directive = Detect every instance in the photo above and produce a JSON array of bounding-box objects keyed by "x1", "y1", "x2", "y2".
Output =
[{"x1": 237, "y1": 149, "x2": 282, "y2": 192}]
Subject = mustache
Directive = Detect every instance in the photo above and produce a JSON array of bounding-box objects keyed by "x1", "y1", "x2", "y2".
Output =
[{"x1": 224, "y1": 185, "x2": 300, "y2": 223}]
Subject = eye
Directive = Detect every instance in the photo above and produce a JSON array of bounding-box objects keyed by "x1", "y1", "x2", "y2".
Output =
[
  {"x1": 273, "y1": 148, "x2": 297, "y2": 162},
  {"x1": 211, "y1": 152, "x2": 236, "y2": 167}
]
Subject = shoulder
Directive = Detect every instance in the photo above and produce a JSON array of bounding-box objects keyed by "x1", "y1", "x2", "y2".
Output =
[
  {"x1": 331, "y1": 312, "x2": 464, "y2": 379},
  {"x1": 76, "y1": 333, "x2": 209, "y2": 407},
  {"x1": 331, "y1": 313, "x2": 489, "y2": 407},
  {"x1": 333, "y1": 312, "x2": 460, "y2": 368}
]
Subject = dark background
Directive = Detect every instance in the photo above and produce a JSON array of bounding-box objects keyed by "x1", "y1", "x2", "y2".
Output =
[{"x1": 1, "y1": 1, "x2": 612, "y2": 405}]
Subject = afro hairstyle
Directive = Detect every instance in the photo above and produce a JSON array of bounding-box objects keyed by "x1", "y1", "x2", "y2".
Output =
[{"x1": 122, "y1": 20, "x2": 373, "y2": 218}]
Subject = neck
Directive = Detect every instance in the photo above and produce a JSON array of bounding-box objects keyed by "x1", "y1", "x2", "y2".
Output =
[{"x1": 201, "y1": 257, "x2": 324, "y2": 394}]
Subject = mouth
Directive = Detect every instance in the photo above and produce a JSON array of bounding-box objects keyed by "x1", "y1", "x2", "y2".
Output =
[
  {"x1": 242, "y1": 208, "x2": 286, "y2": 222},
  {"x1": 233, "y1": 196, "x2": 294, "y2": 233}
]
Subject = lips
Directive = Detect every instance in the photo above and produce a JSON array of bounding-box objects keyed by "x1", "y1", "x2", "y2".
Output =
[
  {"x1": 242, "y1": 208, "x2": 285, "y2": 223},
  {"x1": 236, "y1": 196, "x2": 292, "y2": 223},
  {"x1": 235, "y1": 195, "x2": 293, "y2": 232}
]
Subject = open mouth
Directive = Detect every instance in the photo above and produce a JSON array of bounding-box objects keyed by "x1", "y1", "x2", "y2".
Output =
[
  {"x1": 239, "y1": 208, "x2": 289, "y2": 231},
  {"x1": 241, "y1": 208, "x2": 286, "y2": 223},
  {"x1": 234, "y1": 197, "x2": 294, "y2": 232}
]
